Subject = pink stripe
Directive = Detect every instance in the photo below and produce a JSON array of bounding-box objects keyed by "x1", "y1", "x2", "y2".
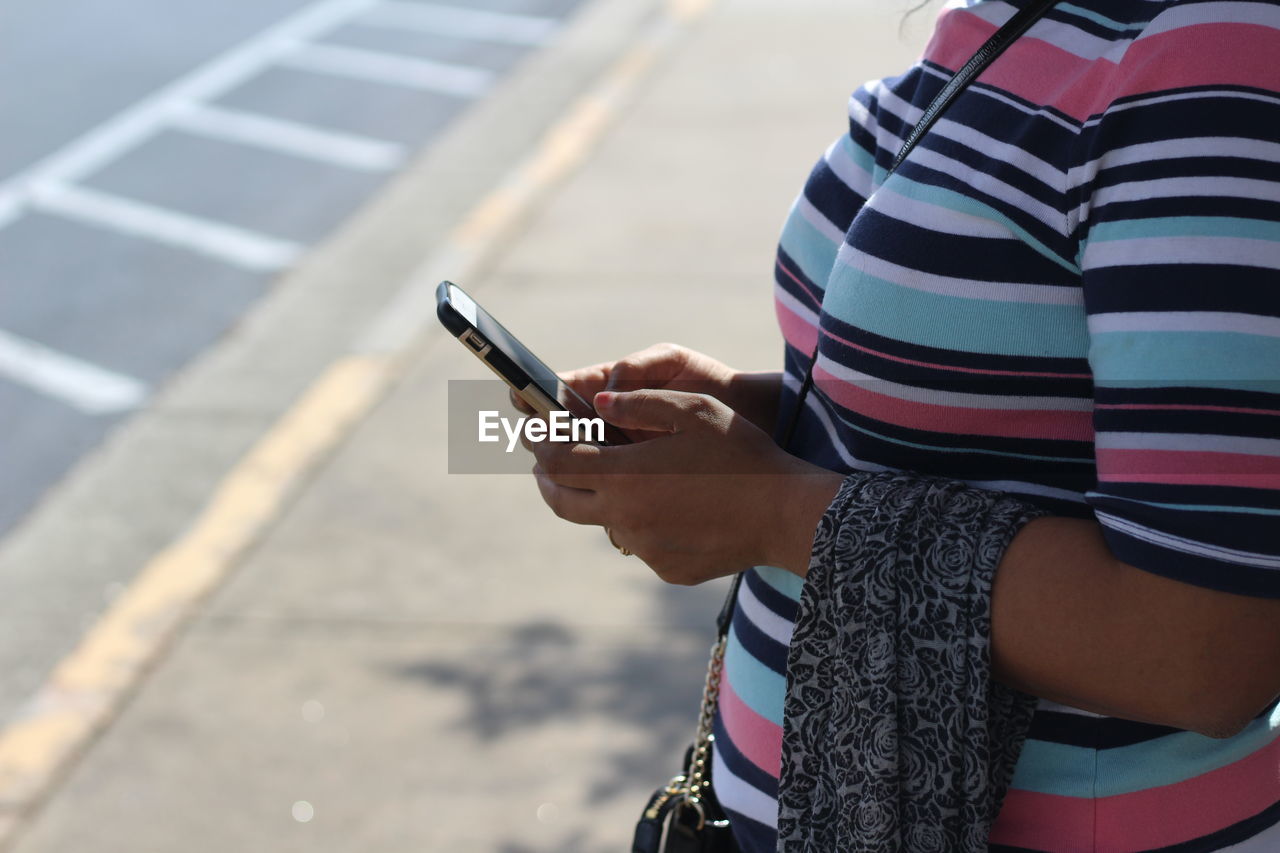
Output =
[
  {"x1": 820, "y1": 327, "x2": 1091, "y2": 379},
  {"x1": 1096, "y1": 733, "x2": 1280, "y2": 849},
  {"x1": 1106, "y1": 24, "x2": 1280, "y2": 109},
  {"x1": 774, "y1": 296, "x2": 818, "y2": 356},
  {"x1": 1098, "y1": 448, "x2": 1280, "y2": 488},
  {"x1": 775, "y1": 257, "x2": 822, "y2": 308},
  {"x1": 718, "y1": 678, "x2": 782, "y2": 778},
  {"x1": 927, "y1": 11, "x2": 1280, "y2": 122},
  {"x1": 989, "y1": 788, "x2": 1095, "y2": 851},
  {"x1": 814, "y1": 366, "x2": 1095, "y2": 441},
  {"x1": 1097, "y1": 403, "x2": 1280, "y2": 418}
]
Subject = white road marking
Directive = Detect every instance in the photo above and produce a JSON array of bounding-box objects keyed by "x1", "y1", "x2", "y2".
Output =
[
  {"x1": 30, "y1": 183, "x2": 302, "y2": 272},
  {"x1": 0, "y1": 329, "x2": 148, "y2": 415},
  {"x1": 360, "y1": 1, "x2": 559, "y2": 46},
  {"x1": 0, "y1": 0, "x2": 379, "y2": 230},
  {"x1": 277, "y1": 41, "x2": 493, "y2": 98},
  {"x1": 169, "y1": 102, "x2": 405, "y2": 172}
]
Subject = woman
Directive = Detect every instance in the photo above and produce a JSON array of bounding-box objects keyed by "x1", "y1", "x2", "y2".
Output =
[{"x1": 526, "y1": 0, "x2": 1280, "y2": 848}]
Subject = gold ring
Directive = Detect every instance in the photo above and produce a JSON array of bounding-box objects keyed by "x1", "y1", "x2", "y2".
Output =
[{"x1": 606, "y1": 527, "x2": 632, "y2": 557}]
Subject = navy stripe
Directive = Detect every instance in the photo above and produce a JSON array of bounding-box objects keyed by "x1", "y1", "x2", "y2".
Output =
[{"x1": 744, "y1": 569, "x2": 799, "y2": 622}]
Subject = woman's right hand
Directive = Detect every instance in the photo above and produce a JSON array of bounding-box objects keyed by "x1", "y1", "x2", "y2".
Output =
[{"x1": 509, "y1": 343, "x2": 781, "y2": 439}]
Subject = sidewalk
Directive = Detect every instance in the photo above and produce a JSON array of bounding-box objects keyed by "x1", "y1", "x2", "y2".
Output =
[{"x1": 7, "y1": 1, "x2": 927, "y2": 850}]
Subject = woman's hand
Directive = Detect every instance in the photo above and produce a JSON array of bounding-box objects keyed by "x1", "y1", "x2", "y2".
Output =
[
  {"x1": 510, "y1": 343, "x2": 782, "y2": 436},
  {"x1": 527, "y1": 388, "x2": 842, "y2": 584}
]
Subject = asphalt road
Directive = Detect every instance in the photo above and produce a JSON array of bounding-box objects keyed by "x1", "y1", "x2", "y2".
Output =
[{"x1": 0, "y1": 0, "x2": 586, "y2": 536}]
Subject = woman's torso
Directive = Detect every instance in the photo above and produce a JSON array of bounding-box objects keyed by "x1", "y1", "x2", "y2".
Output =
[{"x1": 714, "y1": 0, "x2": 1280, "y2": 849}]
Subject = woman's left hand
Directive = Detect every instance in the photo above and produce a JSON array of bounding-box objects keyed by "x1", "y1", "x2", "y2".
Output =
[{"x1": 527, "y1": 388, "x2": 843, "y2": 584}]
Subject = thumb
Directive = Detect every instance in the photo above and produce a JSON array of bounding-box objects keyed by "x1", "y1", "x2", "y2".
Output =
[{"x1": 593, "y1": 389, "x2": 710, "y2": 433}]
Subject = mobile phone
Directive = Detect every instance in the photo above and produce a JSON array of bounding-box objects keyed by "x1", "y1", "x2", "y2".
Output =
[{"x1": 436, "y1": 281, "x2": 629, "y2": 445}]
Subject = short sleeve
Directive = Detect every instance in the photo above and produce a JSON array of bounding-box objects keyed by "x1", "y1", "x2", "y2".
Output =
[{"x1": 1075, "y1": 2, "x2": 1280, "y2": 597}]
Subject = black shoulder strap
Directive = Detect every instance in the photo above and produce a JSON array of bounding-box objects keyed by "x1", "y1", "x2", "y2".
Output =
[
  {"x1": 724, "y1": 0, "x2": 1060, "y2": 638},
  {"x1": 892, "y1": 0, "x2": 1058, "y2": 172}
]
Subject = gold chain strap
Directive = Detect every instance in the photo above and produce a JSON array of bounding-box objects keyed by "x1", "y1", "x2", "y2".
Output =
[{"x1": 642, "y1": 635, "x2": 727, "y2": 829}]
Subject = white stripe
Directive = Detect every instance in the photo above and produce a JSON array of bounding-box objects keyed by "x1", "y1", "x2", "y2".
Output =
[
  {"x1": 816, "y1": 354, "x2": 1094, "y2": 411},
  {"x1": 710, "y1": 748, "x2": 778, "y2": 827},
  {"x1": 794, "y1": 194, "x2": 846, "y2": 245},
  {"x1": 917, "y1": 63, "x2": 1083, "y2": 134},
  {"x1": 1140, "y1": 0, "x2": 1280, "y2": 40},
  {"x1": 875, "y1": 78, "x2": 1069, "y2": 193},
  {"x1": 1076, "y1": 136, "x2": 1280, "y2": 185},
  {"x1": 360, "y1": 0, "x2": 557, "y2": 45},
  {"x1": 1096, "y1": 430, "x2": 1280, "y2": 458},
  {"x1": 850, "y1": 247, "x2": 1084, "y2": 306},
  {"x1": 1083, "y1": 235, "x2": 1280, "y2": 272},
  {"x1": 869, "y1": 182, "x2": 1021, "y2": 241},
  {"x1": 278, "y1": 41, "x2": 493, "y2": 97},
  {"x1": 31, "y1": 183, "x2": 301, "y2": 272},
  {"x1": 824, "y1": 134, "x2": 874, "y2": 200},
  {"x1": 168, "y1": 101, "x2": 404, "y2": 171},
  {"x1": 1088, "y1": 311, "x2": 1280, "y2": 338},
  {"x1": 1096, "y1": 510, "x2": 1280, "y2": 570},
  {"x1": 964, "y1": 479, "x2": 1086, "y2": 504},
  {"x1": 958, "y1": 3, "x2": 1132, "y2": 62},
  {"x1": 1090, "y1": 175, "x2": 1280, "y2": 211},
  {"x1": 958, "y1": 3, "x2": 1122, "y2": 62},
  {"x1": 1083, "y1": 88, "x2": 1280, "y2": 129},
  {"x1": 0, "y1": 329, "x2": 147, "y2": 415},
  {"x1": 736, "y1": 580, "x2": 794, "y2": 646},
  {"x1": 908, "y1": 146, "x2": 1067, "y2": 232},
  {"x1": 0, "y1": 0, "x2": 378, "y2": 220}
]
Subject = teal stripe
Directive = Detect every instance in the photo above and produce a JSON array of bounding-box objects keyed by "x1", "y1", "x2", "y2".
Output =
[
  {"x1": 1096, "y1": 710, "x2": 1280, "y2": 796},
  {"x1": 888, "y1": 175, "x2": 1081, "y2": 274},
  {"x1": 840, "y1": 132, "x2": 877, "y2": 178},
  {"x1": 1012, "y1": 707, "x2": 1280, "y2": 797},
  {"x1": 1087, "y1": 493, "x2": 1280, "y2": 518},
  {"x1": 778, "y1": 204, "x2": 841, "y2": 290},
  {"x1": 752, "y1": 565, "x2": 804, "y2": 603},
  {"x1": 1088, "y1": 216, "x2": 1280, "y2": 243},
  {"x1": 1008, "y1": 738, "x2": 1098, "y2": 798},
  {"x1": 830, "y1": 408, "x2": 1090, "y2": 464},
  {"x1": 1056, "y1": 2, "x2": 1142, "y2": 31},
  {"x1": 822, "y1": 265, "x2": 1090, "y2": 358},
  {"x1": 1091, "y1": 331, "x2": 1280, "y2": 392},
  {"x1": 723, "y1": 624, "x2": 786, "y2": 725}
]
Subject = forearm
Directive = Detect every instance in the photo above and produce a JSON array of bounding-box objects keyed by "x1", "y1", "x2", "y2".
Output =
[{"x1": 991, "y1": 517, "x2": 1280, "y2": 737}]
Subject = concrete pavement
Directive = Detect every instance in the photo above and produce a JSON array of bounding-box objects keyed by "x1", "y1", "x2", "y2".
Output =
[{"x1": 2, "y1": 0, "x2": 929, "y2": 849}]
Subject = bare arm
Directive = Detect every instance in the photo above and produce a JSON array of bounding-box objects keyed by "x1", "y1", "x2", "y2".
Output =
[
  {"x1": 774, "y1": 481, "x2": 1280, "y2": 739},
  {"x1": 989, "y1": 517, "x2": 1280, "y2": 738}
]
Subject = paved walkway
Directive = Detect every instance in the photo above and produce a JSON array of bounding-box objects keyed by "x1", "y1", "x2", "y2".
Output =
[{"x1": 5, "y1": 1, "x2": 926, "y2": 850}]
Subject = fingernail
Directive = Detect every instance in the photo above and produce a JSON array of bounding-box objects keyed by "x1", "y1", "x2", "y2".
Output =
[{"x1": 594, "y1": 391, "x2": 615, "y2": 409}]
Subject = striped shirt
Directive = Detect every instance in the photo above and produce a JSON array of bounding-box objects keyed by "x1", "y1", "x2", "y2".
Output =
[{"x1": 712, "y1": 0, "x2": 1280, "y2": 850}]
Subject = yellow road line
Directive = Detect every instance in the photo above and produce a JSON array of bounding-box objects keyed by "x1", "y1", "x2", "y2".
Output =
[{"x1": 0, "y1": 0, "x2": 718, "y2": 847}]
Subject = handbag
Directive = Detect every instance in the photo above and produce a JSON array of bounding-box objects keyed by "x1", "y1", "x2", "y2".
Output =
[{"x1": 633, "y1": 1, "x2": 1060, "y2": 849}]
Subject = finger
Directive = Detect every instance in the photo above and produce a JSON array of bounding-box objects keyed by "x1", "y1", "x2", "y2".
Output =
[
  {"x1": 593, "y1": 388, "x2": 718, "y2": 434},
  {"x1": 604, "y1": 343, "x2": 688, "y2": 393},
  {"x1": 558, "y1": 362, "x2": 613, "y2": 402},
  {"x1": 509, "y1": 387, "x2": 534, "y2": 415},
  {"x1": 529, "y1": 437, "x2": 608, "y2": 488},
  {"x1": 533, "y1": 467, "x2": 605, "y2": 525}
]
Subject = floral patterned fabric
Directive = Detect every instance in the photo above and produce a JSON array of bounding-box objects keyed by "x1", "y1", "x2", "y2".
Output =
[{"x1": 777, "y1": 472, "x2": 1046, "y2": 852}]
